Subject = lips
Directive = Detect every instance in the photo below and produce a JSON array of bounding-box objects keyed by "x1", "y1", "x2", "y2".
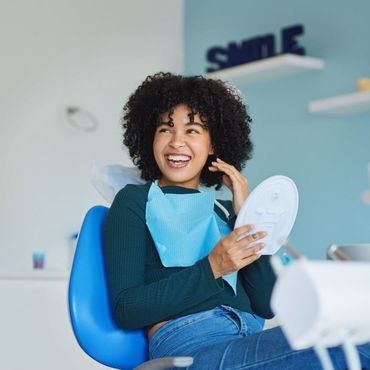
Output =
[
  {"x1": 165, "y1": 154, "x2": 191, "y2": 168},
  {"x1": 166, "y1": 154, "x2": 191, "y2": 161}
]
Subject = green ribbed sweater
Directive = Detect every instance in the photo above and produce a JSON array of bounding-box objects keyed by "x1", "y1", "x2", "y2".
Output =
[{"x1": 103, "y1": 182, "x2": 276, "y2": 330}]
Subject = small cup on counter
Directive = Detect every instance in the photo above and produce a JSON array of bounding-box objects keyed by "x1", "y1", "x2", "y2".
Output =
[{"x1": 32, "y1": 252, "x2": 46, "y2": 269}]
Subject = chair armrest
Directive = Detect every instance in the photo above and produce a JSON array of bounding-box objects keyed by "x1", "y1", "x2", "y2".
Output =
[{"x1": 134, "y1": 357, "x2": 193, "y2": 370}]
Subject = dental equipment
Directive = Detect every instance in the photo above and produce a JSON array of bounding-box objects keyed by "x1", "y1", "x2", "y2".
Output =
[{"x1": 271, "y1": 247, "x2": 370, "y2": 370}]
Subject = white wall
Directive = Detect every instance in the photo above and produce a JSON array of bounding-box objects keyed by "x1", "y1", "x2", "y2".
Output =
[{"x1": 0, "y1": 0, "x2": 183, "y2": 272}]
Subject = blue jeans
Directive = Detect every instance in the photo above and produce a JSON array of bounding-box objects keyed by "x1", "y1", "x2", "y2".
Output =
[{"x1": 149, "y1": 305, "x2": 370, "y2": 369}]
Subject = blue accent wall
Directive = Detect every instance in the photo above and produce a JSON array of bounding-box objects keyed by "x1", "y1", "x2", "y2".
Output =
[{"x1": 185, "y1": 0, "x2": 370, "y2": 258}]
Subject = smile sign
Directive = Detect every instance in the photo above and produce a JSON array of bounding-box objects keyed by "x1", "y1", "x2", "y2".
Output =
[{"x1": 206, "y1": 24, "x2": 305, "y2": 73}]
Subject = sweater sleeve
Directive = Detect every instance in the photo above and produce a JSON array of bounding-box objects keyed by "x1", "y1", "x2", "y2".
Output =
[
  {"x1": 218, "y1": 199, "x2": 277, "y2": 319},
  {"x1": 239, "y1": 256, "x2": 276, "y2": 319},
  {"x1": 103, "y1": 185, "x2": 225, "y2": 330}
]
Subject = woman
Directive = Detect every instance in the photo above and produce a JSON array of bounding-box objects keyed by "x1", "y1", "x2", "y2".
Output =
[{"x1": 103, "y1": 72, "x2": 370, "y2": 369}]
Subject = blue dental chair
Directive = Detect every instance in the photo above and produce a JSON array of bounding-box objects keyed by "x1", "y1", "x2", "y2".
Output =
[{"x1": 68, "y1": 206, "x2": 193, "y2": 370}]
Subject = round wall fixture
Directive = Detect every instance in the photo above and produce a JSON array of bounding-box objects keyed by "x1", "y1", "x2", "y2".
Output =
[{"x1": 66, "y1": 106, "x2": 99, "y2": 132}]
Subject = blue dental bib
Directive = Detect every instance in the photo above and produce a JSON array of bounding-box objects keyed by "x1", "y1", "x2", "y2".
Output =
[{"x1": 145, "y1": 181, "x2": 238, "y2": 294}]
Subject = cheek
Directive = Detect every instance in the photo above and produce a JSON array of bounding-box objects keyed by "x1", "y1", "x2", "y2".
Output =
[
  {"x1": 191, "y1": 145, "x2": 212, "y2": 165},
  {"x1": 194, "y1": 138, "x2": 213, "y2": 156},
  {"x1": 152, "y1": 136, "x2": 163, "y2": 156}
]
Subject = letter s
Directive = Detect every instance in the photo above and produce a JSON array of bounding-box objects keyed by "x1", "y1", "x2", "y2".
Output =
[{"x1": 206, "y1": 47, "x2": 229, "y2": 72}]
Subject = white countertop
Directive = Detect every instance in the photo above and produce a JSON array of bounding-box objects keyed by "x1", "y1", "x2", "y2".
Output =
[{"x1": 0, "y1": 269, "x2": 69, "y2": 280}]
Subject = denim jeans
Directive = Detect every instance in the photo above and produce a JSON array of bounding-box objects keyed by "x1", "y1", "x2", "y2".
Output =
[{"x1": 149, "y1": 305, "x2": 370, "y2": 370}]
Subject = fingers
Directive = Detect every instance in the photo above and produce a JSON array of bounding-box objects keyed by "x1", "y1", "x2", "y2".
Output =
[
  {"x1": 240, "y1": 230, "x2": 268, "y2": 245},
  {"x1": 232, "y1": 225, "x2": 267, "y2": 243},
  {"x1": 234, "y1": 242, "x2": 264, "y2": 269},
  {"x1": 212, "y1": 225, "x2": 267, "y2": 275},
  {"x1": 209, "y1": 157, "x2": 249, "y2": 215},
  {"x1": 209, "y1": 158, "x2": 247, "y2": 186},
  {"x1": 241, "y1": 242, "x2": 265, "y2": 258},
  {"x1": 231, "y1": 224, "x2": 255, "y2": 241},
  {"x1": 240, "y1": 251, "x2": 262, "y2": 267},
  {"x1": 229, "y1": 242, "x2": 265, "y2": 271},
  {"x1": 216, "y1": 158, "x2": 243, "y2": 179}
]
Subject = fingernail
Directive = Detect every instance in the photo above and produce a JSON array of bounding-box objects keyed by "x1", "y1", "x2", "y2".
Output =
[{"x1": 216, "y1": 158, "x2": 221, "y2": 161}]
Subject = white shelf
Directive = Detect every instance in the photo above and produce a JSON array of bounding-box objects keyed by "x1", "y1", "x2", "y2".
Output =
[
  {"x1": 309, "y1": 90, "x2": 370, "y2": 116},
  {"x1": 0, "y1": 269, "x2": 69, "y2": 280},
  {"x1": 206, "y1": 53, "x2": 324, "y2": 85}
]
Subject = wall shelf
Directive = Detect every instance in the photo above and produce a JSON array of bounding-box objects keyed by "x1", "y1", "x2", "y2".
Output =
[
  {"x1": 206, "y1": 53, "x2": 325, "y2": 85},
  {"x1": 309, "y1": 90, "x2": 370, "y2": 116}
]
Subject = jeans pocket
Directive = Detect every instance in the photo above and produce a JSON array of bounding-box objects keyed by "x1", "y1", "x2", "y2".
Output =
[
  {"x1": 242, "y1": 312, "x2": 264, "y2": 335},
  {"x1": 222, "y1": 311, "x2": 243, "y2": 331}
]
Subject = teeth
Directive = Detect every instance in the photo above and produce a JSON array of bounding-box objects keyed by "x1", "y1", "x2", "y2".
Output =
[{"x1": 167, "y1": 155, "x2": 191, "y2": 161}]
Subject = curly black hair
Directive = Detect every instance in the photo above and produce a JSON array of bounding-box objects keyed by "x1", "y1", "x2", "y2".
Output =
[{"x1": 122, "y1": 72, "x2": 253, "y2": 190}]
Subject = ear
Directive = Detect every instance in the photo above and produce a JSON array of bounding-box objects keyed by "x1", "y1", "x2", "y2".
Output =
[{"x1": 208, "y1": 145, "x2": 214, "y2": 155}]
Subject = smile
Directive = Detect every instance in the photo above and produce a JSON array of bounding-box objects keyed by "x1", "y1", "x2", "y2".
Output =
[{"x1": 165, "y1": 154, "x2": 191, "y2": 168}]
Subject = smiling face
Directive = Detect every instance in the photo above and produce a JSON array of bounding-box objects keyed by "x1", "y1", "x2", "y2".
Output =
[{"x1": 153, "y1": 104, "x2": 214, "y2": 189}]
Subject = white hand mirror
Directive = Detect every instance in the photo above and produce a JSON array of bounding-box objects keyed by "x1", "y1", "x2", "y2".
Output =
[{"x1": 234, "y1": 175, "x2": 299, "y2": 255}]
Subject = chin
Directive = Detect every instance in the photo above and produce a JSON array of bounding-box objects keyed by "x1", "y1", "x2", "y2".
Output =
[{"x1": 160, "y1": 172, "x2": 199, "y2": 187}]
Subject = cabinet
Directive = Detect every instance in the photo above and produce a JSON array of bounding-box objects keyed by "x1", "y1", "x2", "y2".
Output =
[{"x1": 0, "y1": 275, "x2": 107, "y2": 370}]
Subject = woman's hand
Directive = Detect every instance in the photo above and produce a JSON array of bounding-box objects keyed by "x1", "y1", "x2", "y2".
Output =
[
  {"x1": 208, "y1": 224, "x2": 267, "y2": 278},
  {"x1": 208, "y1": 158, "x2": 248, "y2": 215}
]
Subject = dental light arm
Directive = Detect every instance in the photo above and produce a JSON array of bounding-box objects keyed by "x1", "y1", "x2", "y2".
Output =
[{"x1": 270, "y1": 258, "x2": 370, "y2": 370}]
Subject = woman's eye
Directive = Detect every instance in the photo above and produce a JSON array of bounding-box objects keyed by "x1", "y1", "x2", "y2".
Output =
[
  {"x1": 187, "y1": 129, "x2": 200, "y2": 134},
  {"x1": 158, "y1": 128, "x2": 170, "y2": 133}
]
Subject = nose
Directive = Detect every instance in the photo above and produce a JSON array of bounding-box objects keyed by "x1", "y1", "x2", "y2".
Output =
[{"x1": 169, "y1": 132, "x2": 185, "y2": 148}]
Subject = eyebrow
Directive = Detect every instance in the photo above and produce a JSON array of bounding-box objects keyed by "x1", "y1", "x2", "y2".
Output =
[{"x1": 157, "y1": 121, "x2": 208, "y2": 129}]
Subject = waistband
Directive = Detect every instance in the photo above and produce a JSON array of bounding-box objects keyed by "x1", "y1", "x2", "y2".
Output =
[{"x1": 149, "y1": 305, "x2": 263, "y2": 357}]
